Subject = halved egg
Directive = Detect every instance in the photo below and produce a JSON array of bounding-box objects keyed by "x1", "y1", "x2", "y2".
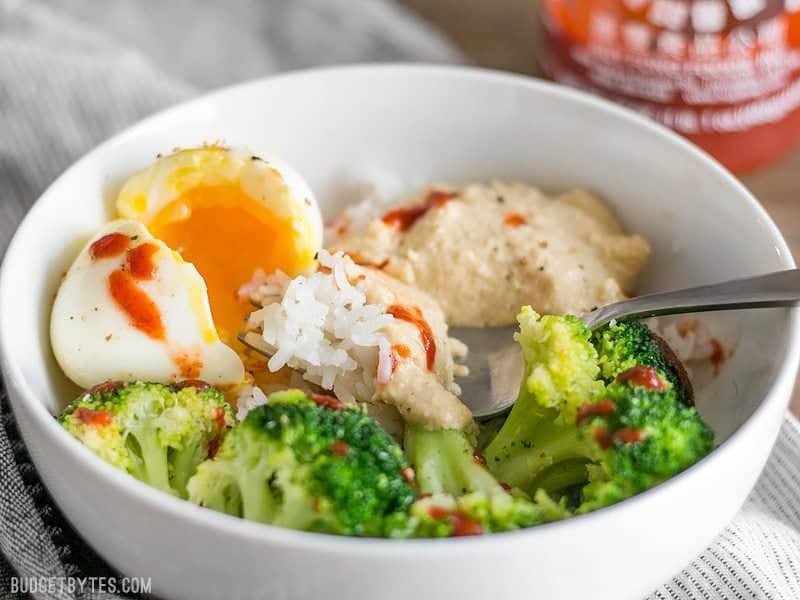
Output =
[
  {"x1": 116, "y1": 146, "x2": 323, "y2": 345},
  {"x1": 51, "y1": 220, "x2": 245, "y2": 389}
]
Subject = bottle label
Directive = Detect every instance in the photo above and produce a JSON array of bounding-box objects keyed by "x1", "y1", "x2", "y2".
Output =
[{"x1": 542, "y1": 0, "x2": 800, "y2": 136}]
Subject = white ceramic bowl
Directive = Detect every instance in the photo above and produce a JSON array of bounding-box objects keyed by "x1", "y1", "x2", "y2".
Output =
[{"x1": 1, "y1": 65, "x2": 798, "y2": 600}]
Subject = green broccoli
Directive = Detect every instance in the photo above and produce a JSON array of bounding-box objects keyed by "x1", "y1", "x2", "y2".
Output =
[
  {"x1": 398, "y1": 424, "x2": 563, "y2": 536},
  {"x1": 482, "y1": 308, "x2": 603, "y2": 496},
  {"x1": 58, "y1": 381, "x2": 232, "y2": 498},
  {"x1": 575, "y1": 381, "x2": 714, "y2": 513},
  {"x1": 483, "y1": 309, "x2": 714, "y2": 511},
  {"x1": 592, "y1": 319, "x2": 694, "y2": 405},
  {"x1": 187, "y1": 390, "x2": 416, "y2": 537}
]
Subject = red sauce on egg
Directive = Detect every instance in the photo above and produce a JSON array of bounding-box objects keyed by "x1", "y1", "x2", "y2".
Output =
[
  {"x1": 386, "y1": 305, "x2": 436, "y2": 371},
  {"x1": 173, "y1": 352, "x2": 203, "y2": 379},
  {"x1": 126, "y1": 243, "x2": 159, "y2": 280},
  {"x1": 89, "y1": 233, "x2": 130, "y2": 260},
  {"x1": 381, "y1": 190, "x2": 458, "y2": 232},
  {"x1": 108, "y1": 270, "x2": 165, "y2": 340}
]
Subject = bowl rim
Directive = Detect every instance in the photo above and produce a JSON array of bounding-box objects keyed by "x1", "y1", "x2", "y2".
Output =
[{"x1": 1, "y1": 63, "x2": 798, "y2": 557}]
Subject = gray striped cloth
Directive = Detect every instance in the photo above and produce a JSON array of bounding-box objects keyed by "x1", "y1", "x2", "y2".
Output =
[{"x1": 0, "y1": 2, "x2": 798, "y2": 599}]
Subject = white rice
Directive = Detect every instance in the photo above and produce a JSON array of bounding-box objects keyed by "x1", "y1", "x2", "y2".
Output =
[
  {"x1": 235, "y1": 384, "x2": 268, "y2": 421},
  {"x1": 239, "y1": 250, "x2": 394, "y2": 405}
]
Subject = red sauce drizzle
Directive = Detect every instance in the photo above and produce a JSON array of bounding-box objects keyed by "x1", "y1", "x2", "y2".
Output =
[
  {"x1": 174, "y1": 353, "x2": 203, "y2": 379},
  {"x1": 89, "y1": 233, "x2": 130, "y2": 260},
  {"x1": 312, "y1": 393, "x2": 345, "y2": 411},
  {"x1": 427, "y1": 506, "x2": 483, "y2": 537},
  {"x1": 386, "y1": 305, "x2": 435, "y2": 371},
  {"x1": 401, "y1": 467, "x2": 416, "y2": 487},
  {"x1": 612, "y1": 427, "x2": 646, "y2": 444},
  {"x1": 710, "y1": 338, "x2": 725, "y2": 376},
  {"x1": 126, "y1": 243, "x2": 159, "y2": 280},
  {"x1": 74, "y1": 406, "x2": 113, "y2": 426},
  {"x1": 593, "y1": 427, "x2": 612, "y2": 450},
  {"x1": 212, "y1": 406, "x2": 227, "y2": 431},
  {"x1": 390, "y1": 343, "x2": 412, "y2": 373},
  {"x1": 207, "y1": 436, "x2": 221, "y2": 459},
  {"x1": 330, "y1": 440, "x2": 349, "y2": 457},
  {"x1": 381, "y1": 190, "x2": 458, "y2": 232},
  {"x1": 616, "y1": 366, "x2": 666, "y2": 391},
  {"x1": 472, "y1": 450, "x2": 487, "y2": 466},
  {"x1": 575, "y1": 399, "x2": 617, "y2": 425},
  {"x1": 175, "y1": 379, "x2": 211, "y2": 391},
  {"x1": 108, "y1": 270, "x2": 165, "y2": 340},
  {"x1": 594, "y1": 425, "x2": 646, "y2": 449},
  {"x1": 87, "y1": 380, "x2": 126, "y2": 395},
  {"x1": 503, "y1": 212, "x2": 527, "y2": 228}
]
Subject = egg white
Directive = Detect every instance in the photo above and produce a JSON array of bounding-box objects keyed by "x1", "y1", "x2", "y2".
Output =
[{"x1": 51, "y1": 220, "x2": 245, "y2": 389}]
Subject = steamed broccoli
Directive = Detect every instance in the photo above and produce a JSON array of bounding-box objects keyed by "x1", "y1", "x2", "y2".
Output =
[
  {"x1": 483, "y1": 309, "x2": 714, "y2": 511},
  {"x1": 187, "y1": 390, "x2": 416, "y2": 536},
  {"x1": 397, "y1": 424, "x2": 565, "y2": 536},
  {"x1": 592, "y1": 319, "x2": 694, "y2": 405},
  {"x1": 482, "y1": 308, "x2": 603, "y2": 496},
  {"x1": 58, "y1": 381, "x2": 232, "y2": 498},
  {"x1": 576, "y1": 382, "x2": 714, "y2": 513}
]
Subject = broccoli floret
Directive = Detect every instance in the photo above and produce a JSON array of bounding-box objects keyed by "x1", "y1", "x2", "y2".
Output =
[
  {"x1": 58, "y1": 381, "x2": 232, "y2": 498},
  {"x1": 484, "y1": 310, "x2": 714, "y2": 511},
  {"x1": 592, "y1": 319, "x2": 694, "y2": 405},
  {"x1": 482, "y1": 309, "x2": 603, "y2": 496},
  {"x1": 398, "y1": 425, "x2": 558, "y2": 536},
  {"x1": 576, "y1": 382, "x2": 714, "y2": 513},
  {"x1": 187, "y1": 390, "x2": 416, "y2": 536}
]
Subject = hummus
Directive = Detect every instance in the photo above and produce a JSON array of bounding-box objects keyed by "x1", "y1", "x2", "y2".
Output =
[{"x1": 331, "y1": 181, "x2": 650, "y2": 327}]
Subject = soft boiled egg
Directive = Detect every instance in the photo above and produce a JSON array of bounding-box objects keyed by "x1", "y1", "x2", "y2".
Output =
[
  {"x1": 51, "y1": 220, "x2": 245, "y2": 389},
  {"x1": 116, "y1": 146, "x2": 323, "y2": 346}
]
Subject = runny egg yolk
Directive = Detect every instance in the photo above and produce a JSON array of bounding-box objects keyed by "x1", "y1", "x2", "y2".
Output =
[{"x1": 147, "y1": 184, "x2": 307, "y2": 346}]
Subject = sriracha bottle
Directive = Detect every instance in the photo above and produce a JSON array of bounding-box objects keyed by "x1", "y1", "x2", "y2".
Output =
[{"x1": 540, "y1": 0, "x2": 800, "y2": 173}]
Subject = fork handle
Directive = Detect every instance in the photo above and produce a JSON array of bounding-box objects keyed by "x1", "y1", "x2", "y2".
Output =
[{"x1": 582, "y1": 269, "x2": 800, "y2": 329}]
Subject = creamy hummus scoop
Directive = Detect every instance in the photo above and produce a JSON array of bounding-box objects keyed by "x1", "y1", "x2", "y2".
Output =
[{"x1": 330, "y1": 181, "x2": 651, "y2": 327}]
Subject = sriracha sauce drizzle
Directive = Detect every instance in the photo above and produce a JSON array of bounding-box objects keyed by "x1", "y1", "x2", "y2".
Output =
[
  {"x1": 74, "y1": 406, "x2": 113, "y2": 426},
  {"x1": 616, "y1": 366, "x2": 665, "y2": 391},
  {"x1": 126, "y1": 243, "x2": 160, "y2": 280},
  {"x1": 386, "y1": 305, "x2": 436, "y2": 371},
  {"x1": 427, "y1": 506, "x2": 483, "y2": 537},
  {"x1": 381, "y1": 190, "x2": 458, "y2": 232},
  {"x1": 89, "y1": 233, "x2": 130, "y2": 260},
  {"x1": 108, "y1": 270, "x2": 165, "y2": 340}
]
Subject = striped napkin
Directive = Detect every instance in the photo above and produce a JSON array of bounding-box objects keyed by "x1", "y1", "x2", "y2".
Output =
[{"x1": 1, "y1": 2, "x2": 798, "y2": 599}]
